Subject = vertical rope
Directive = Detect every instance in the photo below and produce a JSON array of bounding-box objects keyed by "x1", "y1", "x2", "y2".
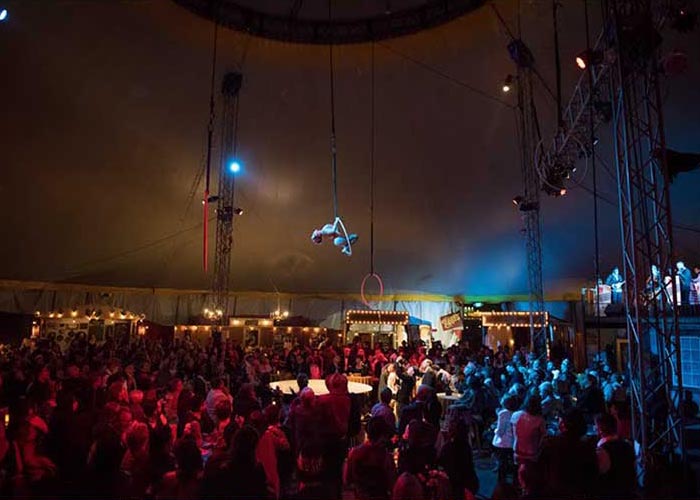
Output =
[
  {"x1": 552, "y1": 0, "x2": 563, "y2": 127},
  {"x1": 584, "y1": 0, "x2": 602, "y2": 355},
  {"x1": 370, "y1": 41, "x2": 376, "y2": 275},
  {"x1": 203, "y1": 13, "x2": 220, "y2": 272},
  {"x1": 328, "y1": 1, "x2": 339, "y2": 219}
]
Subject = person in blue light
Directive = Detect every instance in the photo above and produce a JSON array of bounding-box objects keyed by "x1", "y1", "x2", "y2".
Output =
[{"x1": 605, "y1": 267, "x2": 624, "y2": 304}]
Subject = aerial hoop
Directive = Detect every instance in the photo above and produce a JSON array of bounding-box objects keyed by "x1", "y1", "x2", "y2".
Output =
[{"x1": 361, "y1": 272, "x2": 384, "y2": 307}]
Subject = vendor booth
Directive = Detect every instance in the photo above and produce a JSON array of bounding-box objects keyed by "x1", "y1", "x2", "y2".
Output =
[
  {"x1": 174, "y1": 316, "x2": 328, "y2": 349},
  {"x1": 344, "y1": 309, "x2": 408, "y2": 349},
  {"x1": 480, "y1": 310, "x2": 550, "y2": 352},
  {"x1": 34, "y1": 305, "x2": 145, "y2": 350}
]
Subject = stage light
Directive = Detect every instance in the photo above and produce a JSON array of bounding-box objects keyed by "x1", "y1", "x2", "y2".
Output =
[
  {"x1": 575, "y1": 49, "x2": 603, "y2": 70},
  {"x1": 0, "y1": 9, "x2": 7, "y2": 22},
  {"x1": 202, "y1": 195, "x2": 220, "y2": 205},
  {"x1": 229, "y1": 161, "x2": 241, "y2": 173},
  {"x1": 474, "y1": 302, "x2": 483, "y2": 308},
  {"x1": 560, "y1": 188, "x2": 567, "y2": 196},
  {"x1": 512, "y1": 195, "x2": 524, "y2": 206},
  {"x1": 502, "y1": 75, "x2": 514, "y2": 93},
  {"x1": 233, "y1": 207, "x2": 243, "y2": 215},
  {"x1": 671, "y1": 8, "x2": 697, "y2": 33},
  {"x1": 652, "y1": 147, "x2": 700, "y2": 182}
]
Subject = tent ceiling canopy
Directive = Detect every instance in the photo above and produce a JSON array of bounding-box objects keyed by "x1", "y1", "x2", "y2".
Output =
[
  {"x1": 172, "y1": 0, "x2": 486, "y2": 44},
  {"x1": 1, "y1": 1, "x2": 699, "y2": 299}
]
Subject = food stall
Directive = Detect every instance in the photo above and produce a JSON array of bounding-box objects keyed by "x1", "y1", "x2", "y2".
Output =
[
  {"x1": 344, "y1": 309, "x2": 408, "y2": 349},
  {"x1": 34, "y1": 305, "x2": 145, "y2": 349},
  {"x1": 174, "y1": 316, "x2": 328, "y2": 348}
]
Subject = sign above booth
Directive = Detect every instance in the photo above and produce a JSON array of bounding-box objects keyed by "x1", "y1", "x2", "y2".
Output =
[
  {"x1": 439, "y1": 312, "x2": 463, "y2": 331},
  {"x1": 345, "y1": 310, "x2": 408, "y2": 325},
  {"x1": 480, "y1": 311, "x2": 549, "y2": 328}
]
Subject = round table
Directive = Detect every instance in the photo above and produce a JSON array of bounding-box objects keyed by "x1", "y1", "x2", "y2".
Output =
[
  {"x1": 437, "y1": 392, "x2": 463, "y2": 403},
  {"x1": 270, "y1": 378, "x2": 373, "y2": 395}
]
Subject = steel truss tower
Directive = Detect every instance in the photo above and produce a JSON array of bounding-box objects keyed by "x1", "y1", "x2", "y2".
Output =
[
  {"x1": 608, "y1": 0, "x2": 684, "y2": 472},
  {"x1": 538, "y1": 0, "x2": 686, "y2": 475},
  {"x1": 510, "y1": 39, "x2": 548, "y2": 358},
  {"x1": 212, "y1": 72, "x2": 243, "y2": 316}
]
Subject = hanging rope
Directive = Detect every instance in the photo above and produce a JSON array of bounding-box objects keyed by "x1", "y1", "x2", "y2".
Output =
[
  {"x1": 584, "y1": 0, "x2": 602, "y2": 354},
  {"x1": 202, "y1": 12, "x2": 220, "y2": 272},
  {"x1": 370, "y1": 41, "x2": 375, "y2": 276},
  {"x1": 362, "y1": 40, "x2": 384, "y2": 307},
  {"x1": 552, "y1": 0, "x2": 563, "y2": 127},
  {"x1": 328, "y1": 1, "x2": 339, "y2": 219}
]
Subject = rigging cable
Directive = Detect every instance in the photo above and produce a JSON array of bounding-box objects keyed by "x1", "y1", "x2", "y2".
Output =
[
  {"x1": 202, "y1": 8, "x2": 220, "y2": 272},
  {"x1": 370, "y1": 41, "x2": 376, "y2": 276},
  {"x1": 361, "y1": 40, "x2": 384, "y2": 307},
  {"x1": 552, "y1": 0, "x2": 563, "y2": 126},
  {"x1": 328, "y1": 0, "x2": 338, "y2": 219},
  {"x1": 584, "y1": 0, "x2": 602, "y2": 354}
]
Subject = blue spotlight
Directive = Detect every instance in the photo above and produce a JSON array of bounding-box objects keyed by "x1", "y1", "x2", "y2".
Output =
[
  {"x1": 0, "y1": 9, "x2": 8, "y2": 22},
  {"x1": 229, "y1": 160, "x2": 241, "y2": 173}
]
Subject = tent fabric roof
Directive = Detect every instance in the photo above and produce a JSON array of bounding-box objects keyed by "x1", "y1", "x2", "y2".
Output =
[{"x1": 1, "y1": 0, "x2": 699, "y2": 300}]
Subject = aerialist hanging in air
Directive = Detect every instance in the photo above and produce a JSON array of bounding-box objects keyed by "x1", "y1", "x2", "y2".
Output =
[
  {"x1": 311, "y1": 217, "x2": 358, "y2": 256},
  {"x1": 310, "y1": 7, "x2": 358, "y2": 257}
]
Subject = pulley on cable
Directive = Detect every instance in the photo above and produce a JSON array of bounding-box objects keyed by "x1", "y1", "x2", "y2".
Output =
[
  {"x1": 310, "y1": 1, "x2": 358, "y2": 257},
  {"x1": 361, "y1": 41, "x2": 384, "y2": 308}
]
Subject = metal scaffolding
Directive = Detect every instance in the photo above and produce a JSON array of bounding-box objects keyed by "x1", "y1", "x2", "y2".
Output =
[
  {"x1": 508, "y1": 36, "x2": 548, "y2": 358},
  {"x1": 608, "y1": 0, "x2": 685, "y2": 472},
  {"x1": 537, "y1": 0, "x2": 686, "y2": 476},
  {"x1": 212, "y1": 72, "x2": 243, "y2": 316}
]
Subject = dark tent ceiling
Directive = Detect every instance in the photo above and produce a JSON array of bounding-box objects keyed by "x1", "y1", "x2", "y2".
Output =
[{"x1": 1, "y1": 0, "x2": 699, "y2": 299}]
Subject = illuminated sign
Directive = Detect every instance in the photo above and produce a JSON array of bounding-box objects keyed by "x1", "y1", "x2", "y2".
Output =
[
  {"x1": 481, "y1": 311, "x2": 549, "y2": 328},
  {"x1": 440, "y1": 312, "x2": 463, "y2": 331},
  {"x1": 345, "y1": 310, "x2": 408, "y2": 325}
]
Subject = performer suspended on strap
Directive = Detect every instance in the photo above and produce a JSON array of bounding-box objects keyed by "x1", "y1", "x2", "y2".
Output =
[{"x1": 310, "y1": 217, "x2": 358, "y2": 256}]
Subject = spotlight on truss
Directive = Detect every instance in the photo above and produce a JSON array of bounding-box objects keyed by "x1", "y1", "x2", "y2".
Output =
[
  {"x1": 502, "y1": 75, "x2": 514, "y2": 93},
  {"x1": 512, "y1": 195, "x2": 539, "y2": 212},
  {"x1": 575, "y1": 49, "x2": 603, "y2": 70},
  {"x1": 671, "y1": 7, "x2": 697, "y2": 33}
]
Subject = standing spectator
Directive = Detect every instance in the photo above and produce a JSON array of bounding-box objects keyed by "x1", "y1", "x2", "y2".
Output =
[
  {"x1": 511, "y1": 395, "x2": 545, "y2": 477},
  {"x1": 398, "y1": 385, "x2": 441, "y2": 435},
  {"x1": 227, "y1": 426, "x2": 270, "y2": 499},
  {"x1": 438, "y1": 417, "x2": 479, "y2": 499},
  {"x1": 371, "y1": 388, "x2": 396, "y2": 432},
  {"x1": 595, "y1": 412, "x2": 636, "y2": 499},
  {"x1": 492, "y1": 394, "x2": 518, "y2": 482},
  {"x1": 577, "y1": 373, "x2": 605, "y2": 423},
  {"x1": 539, "y1": 408, "x2": 597, "y2": 499},
  {"x1": 345, "y1": 417, "x2": 397, "y2": 500},
  {"x1": 318, "y1": 373, "x2": 351, "y2": 500},
  {"x1": 156, "y1": 438, "x2": 203, "y2": 500},
  {"x1": 681, "y1": 389, "x2": 699, "y2": 421}
]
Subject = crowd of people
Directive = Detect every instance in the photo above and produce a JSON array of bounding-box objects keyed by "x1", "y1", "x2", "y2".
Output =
[{"x1": 0, "y1": 329, "x2": 696, "y2": 499}]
